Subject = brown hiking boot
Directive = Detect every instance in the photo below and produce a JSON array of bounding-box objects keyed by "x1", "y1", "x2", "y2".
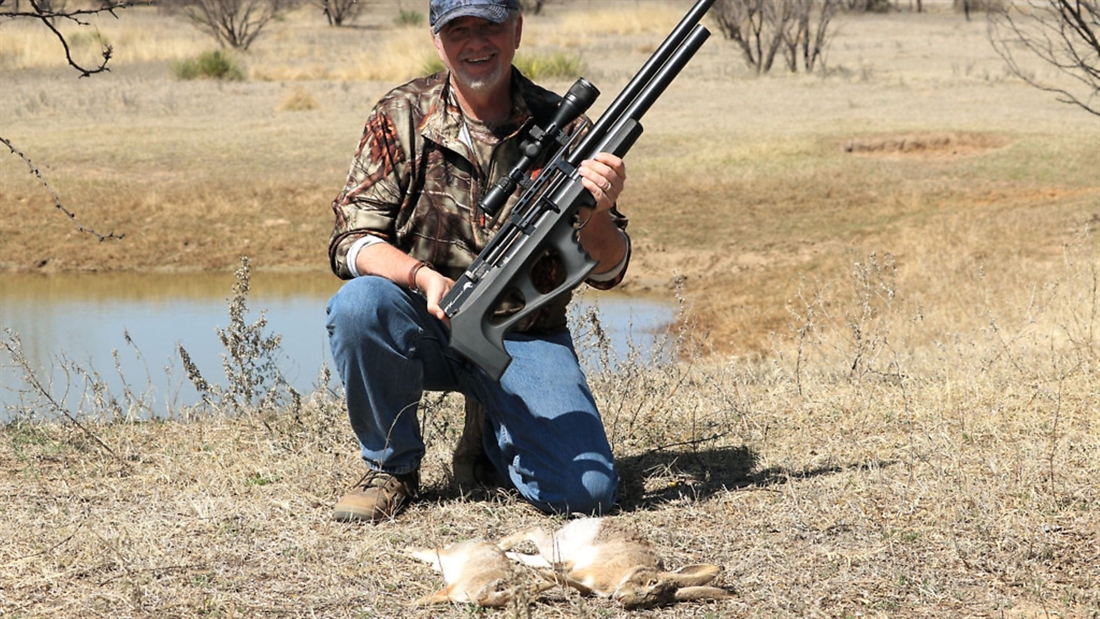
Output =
[{"x1": 333, "y1": 470, "x2": 419, "y2": 523}]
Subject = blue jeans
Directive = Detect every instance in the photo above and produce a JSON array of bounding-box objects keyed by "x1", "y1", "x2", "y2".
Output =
[{"x1": 325, "y1": 276, "x2": 618, "y2": 515}]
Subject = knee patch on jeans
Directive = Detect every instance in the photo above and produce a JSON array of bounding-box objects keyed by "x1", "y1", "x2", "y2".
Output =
[{"x1": 524, "y1": 460, "x2": 619, "y2": 516}]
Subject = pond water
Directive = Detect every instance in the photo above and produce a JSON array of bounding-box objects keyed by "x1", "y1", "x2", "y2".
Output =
[{"x1": 0, "y1": 272, "x2": 677, "y2": 416}]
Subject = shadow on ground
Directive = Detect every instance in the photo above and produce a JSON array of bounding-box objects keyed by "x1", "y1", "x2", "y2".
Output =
[
  {"x1": 615, "y1": 446, "x2": 896, "y2": 511},
  {"x1": 424, "y1": 440, "x2": 895, "y2": 514}
]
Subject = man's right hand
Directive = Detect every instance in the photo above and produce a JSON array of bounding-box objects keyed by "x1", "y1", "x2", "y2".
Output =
[
  {"x1": 356, "y1": 242, "x2": 455, "y2": 326},
  {"x1": 416, "y1": 267, "x2": 455, "y2": 326}
]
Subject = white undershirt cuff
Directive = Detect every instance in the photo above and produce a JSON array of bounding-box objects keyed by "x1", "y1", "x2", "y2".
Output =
[
  {"x1": 587, "y1": 234, "x2": 631, "y2": 283},
  {"x1": 346, "y1": 235, "x2": 387, "y2": 278}
]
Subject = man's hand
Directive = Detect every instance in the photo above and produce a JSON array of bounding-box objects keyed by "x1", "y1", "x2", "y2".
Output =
[
  {"x1": 357, "y1": 242, "x2": 455, "y2": 325},
  {"x1": 577, "y1": 152, "x2": 626, "y2": 212},
  {"x1": 416, "y1": 267, "x2": 455, "y2": 325},
  {"x1": 576, "y1": 152, "x2": 629, "y2": 274}
]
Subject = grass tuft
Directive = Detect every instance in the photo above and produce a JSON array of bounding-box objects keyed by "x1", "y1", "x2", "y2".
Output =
[
  {"x1": 395, "y1": 9, "x2": 425, "y2": 28},
  {"x1": 170, "y1": 49, "x2": 246, "y2": 81},
  {"x1": 515, "y1": 51, "x2": 585, "y2": 81},
  {"x1": 276, "y1": 86, "x2": 320, "y2": 111}
]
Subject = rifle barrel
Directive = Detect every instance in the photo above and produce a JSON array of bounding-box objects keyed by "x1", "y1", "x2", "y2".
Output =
[
  {"x1": 612, "y1": 25, "x2": 711, "y2": 133},
  {"x1": 569, "y1": 0, "x2": 716, "y2": 163}
]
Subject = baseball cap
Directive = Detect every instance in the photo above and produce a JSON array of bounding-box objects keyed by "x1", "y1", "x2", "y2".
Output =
[{"x1": 429, "y1": 0, "x2": 520, "y2": 34}]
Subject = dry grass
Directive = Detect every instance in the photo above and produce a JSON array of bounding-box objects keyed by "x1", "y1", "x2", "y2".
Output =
[
  {"x1": 2, "y1": 235, "x2": 1096, "y2": 617},
  {"x1": 2, "y1": 1, "x2": 1099, "y2": 616}
]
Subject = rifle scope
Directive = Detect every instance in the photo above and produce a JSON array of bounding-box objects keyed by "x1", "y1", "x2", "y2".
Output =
[{"x1": 479, "y1": 77, "x2": 600, "y2": 217}]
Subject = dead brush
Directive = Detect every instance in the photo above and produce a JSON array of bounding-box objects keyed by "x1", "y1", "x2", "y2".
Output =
[
  {"x1": 757, "y1": 227, "x2": 1099, "y2": 615},
  {"x1": 179, "y1": 256, "x2": 301, "y2": 415},
  {"x1": 1, "y1": 254, "x2": 305, "y2": 460},
  {"x1": 572, "y1": 277, "x2": 750, "y2": 508},
  {"x1": 782, "y1": 250, "x2": 901, "y2": 397}
]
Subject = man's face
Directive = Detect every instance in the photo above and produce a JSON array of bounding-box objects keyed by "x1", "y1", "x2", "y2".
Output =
[{"x1": 433, "y1": 14, "x2": 523, "y2": 98}]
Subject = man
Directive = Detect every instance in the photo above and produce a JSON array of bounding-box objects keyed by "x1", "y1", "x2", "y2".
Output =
[{"x1": 325, "y1": 0, "x2": 631, "y2": 523}]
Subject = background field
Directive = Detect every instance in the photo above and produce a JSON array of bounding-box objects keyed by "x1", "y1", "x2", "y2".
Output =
[{"x1": 1, "y1": 1, "x2": 1098, "y2": 617}]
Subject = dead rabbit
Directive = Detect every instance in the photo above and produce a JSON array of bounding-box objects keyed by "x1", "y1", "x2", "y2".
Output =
[
  {"x1": 498, "y1": 517, "x2": 733, "y2": 609},
  {"x1": 405, "y1": 539, "x2": 551, "y2": 607}
]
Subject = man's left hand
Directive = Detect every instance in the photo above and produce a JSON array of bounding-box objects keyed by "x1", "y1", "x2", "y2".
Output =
[{"x1": 578, "y1": 152, "x2": 626, "y2": 212}]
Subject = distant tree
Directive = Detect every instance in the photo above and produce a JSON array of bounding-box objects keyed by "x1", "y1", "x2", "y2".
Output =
[
  {"x1": 713, "y1": 0, "x2": 784, "y2": 74},
  {"x1": 988, "y1": 0, "x2": 1100, "y2": 116},
  {"x1": 841, "y1": 0, "x2": 892, "y2": 11},
  {"x1": 314, "y1": 0, "x2": 364, "y2": 26},
  {"x1": 784, "y1": 0, "x2": 839, "y2": 72},
  {"x1": 712, "y1": 0, "x2": 839, "y2": 74},
  {"x1": 163, "y1": 0, "x2": 301, "y2": 50},
  {"x1": 0, "y1": 0, "x2": 128, "y2": 240},
  {"x1": 519, "y1": 0, "x2": 559, "y2": 14}
]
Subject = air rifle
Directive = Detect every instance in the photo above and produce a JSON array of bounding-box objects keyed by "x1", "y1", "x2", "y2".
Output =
[{"x1": 441, "y1": 0, "x2": 715, "y2": 380}]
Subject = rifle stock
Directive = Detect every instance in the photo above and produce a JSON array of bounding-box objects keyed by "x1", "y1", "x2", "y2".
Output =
[{"x1": 442, "y1": 0, "x2": 715, "y2": 380}]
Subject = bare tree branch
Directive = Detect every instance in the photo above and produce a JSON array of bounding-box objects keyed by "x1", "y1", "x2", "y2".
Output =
[
  {"x1": 1, "y1": 136, "x2": 124, "y2": 242},
  {"x1": 312, "y1": 0, "x2": 366, "y2": 26},
  {"x1": 161, "y1": 0, "x2": 301, "y2": 50},
  {"x1": 988, "y1": 0, "x2": 1100, "y2": 116},
  {"x1": 1, "y1": 0, "x2": 129, "y2": 240},
  {"x1": 713, "y1": 0, "x2": 839, "y2": 74},
  {"x1": 0, "y1": 0, "x2": 132, "y2": 77}
]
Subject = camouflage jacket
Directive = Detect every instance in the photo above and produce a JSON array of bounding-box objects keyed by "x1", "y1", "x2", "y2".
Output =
[{"x1": 328, "y1": 69, "x2": 630, "y2": 332}]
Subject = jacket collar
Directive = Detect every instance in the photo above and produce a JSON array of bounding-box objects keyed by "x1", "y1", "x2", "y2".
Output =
[{"x1": 419, "y1": 68, "x2": 535, "y2": 156}]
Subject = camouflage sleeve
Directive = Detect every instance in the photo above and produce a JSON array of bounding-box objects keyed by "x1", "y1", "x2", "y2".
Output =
[
  {"x1": 585, "y1": 206, "x2": 631, "y2": 291},
  {"x1": 328, "y1": 104, "x2": 410, "y2": 279}
]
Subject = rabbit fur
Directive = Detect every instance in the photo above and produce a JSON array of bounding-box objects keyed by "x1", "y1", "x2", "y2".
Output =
[
  {"x1": 407, "y1": 518, "x2": 731, "y2": 609},
  {"x1": 498, "y1": 517, "x2": 732, "y2": 609},
  {"x1": 405, "y1": 539, "x2": 551, "y2": 607},
  {"x1": 406, "y1": 539, "x2": 516, "y2": 607}
]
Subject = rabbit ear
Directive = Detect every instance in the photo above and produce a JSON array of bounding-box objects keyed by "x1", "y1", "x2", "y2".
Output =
[
  {"x1": 663, "y1": 564, "x2": 723, "y2": 587},
  {"x1": 673, "y1": 585, "x2": 735, "y2": 602}
]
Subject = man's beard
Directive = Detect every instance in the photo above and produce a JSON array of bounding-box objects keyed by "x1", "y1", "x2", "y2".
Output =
[{"x1": 451, "y1": 62, "x2": 507, "y2": 97}]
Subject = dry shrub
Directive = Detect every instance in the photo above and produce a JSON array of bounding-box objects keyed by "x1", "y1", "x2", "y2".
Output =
[{"x1": 277, "y1": 86, "x2": 321, "y2": 111}]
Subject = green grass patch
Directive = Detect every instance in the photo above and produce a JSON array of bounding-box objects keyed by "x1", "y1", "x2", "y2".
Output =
[
  {"x1": 394, "y1": 10, "x2": 425, "y2": 28},
  {"x1": 171, "y1": 50, "x2": 246, "y2": 81},
  {"x1": 515, "y1": 51, "x2": 585, "y2": 80}
]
